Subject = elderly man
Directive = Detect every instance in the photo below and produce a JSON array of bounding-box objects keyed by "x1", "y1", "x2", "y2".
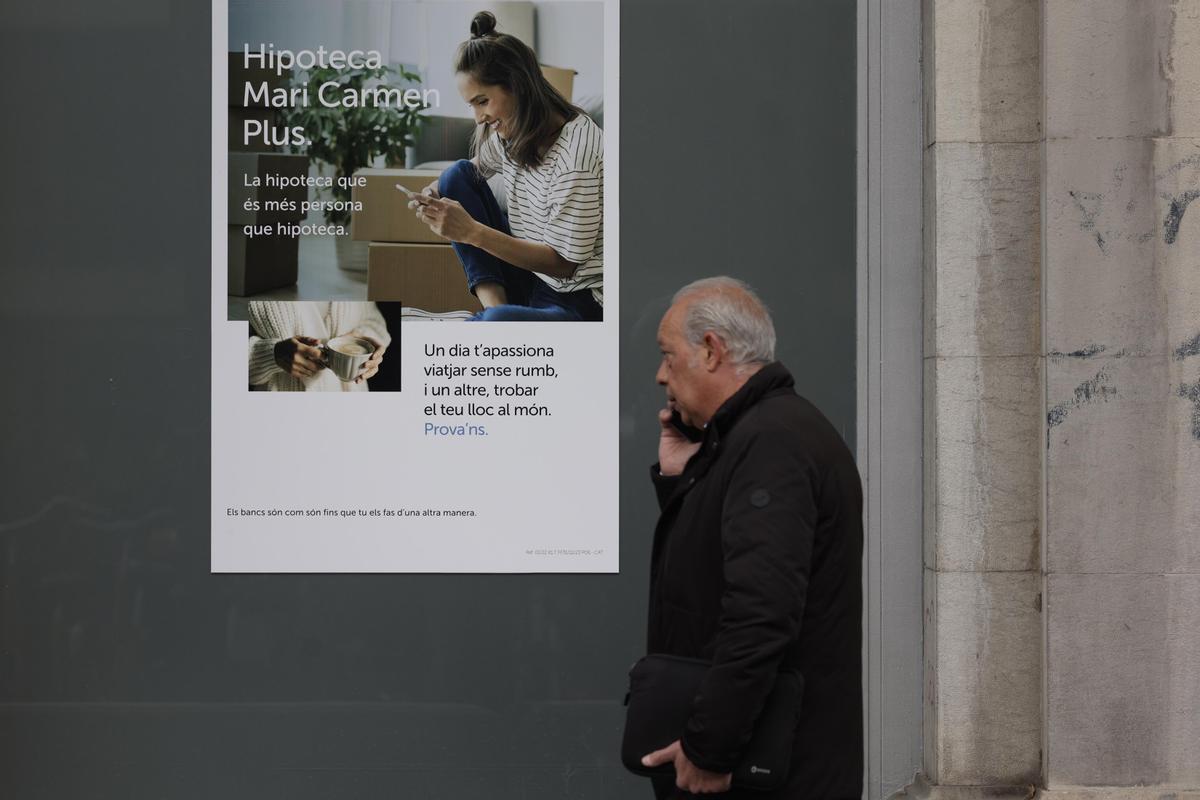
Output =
[{"x1": 639, "y1": 277, "x2": 863, "y2": 799}]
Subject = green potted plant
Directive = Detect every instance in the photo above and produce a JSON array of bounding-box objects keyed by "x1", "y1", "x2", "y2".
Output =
[{"x1": 283, "y1": 62, "x2": 427, "y2": 270}]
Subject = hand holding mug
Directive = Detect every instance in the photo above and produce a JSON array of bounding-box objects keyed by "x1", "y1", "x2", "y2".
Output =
[
  {"x1": 354, "y1": 337, "x2": 386, "y2": 384},
  {"x1": 274, "y1": 336, "x2": 325, "y2": 379},
  {"x1": 321, "y1": 335, "x2": 380, "y2": 383}
]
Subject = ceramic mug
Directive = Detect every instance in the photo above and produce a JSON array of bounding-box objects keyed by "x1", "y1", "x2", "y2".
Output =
[{"x1": 321, "y1": 336, "x2": 376, "y2": 382}]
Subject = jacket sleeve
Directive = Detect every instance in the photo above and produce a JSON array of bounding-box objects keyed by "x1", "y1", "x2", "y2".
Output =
[
  {"x1": 679, "y1": 432, "x2": 819, "y2": 773},
  {"x1": 248, "y1": 336, "x2": 285, "y2": 386},
  {"x1": 649, "y1": 463, "x2": 681, "y2": 510}
]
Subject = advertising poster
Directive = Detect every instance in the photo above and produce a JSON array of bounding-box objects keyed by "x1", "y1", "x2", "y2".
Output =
[{"x1": 211, "y1": 0, "x2": 618, "y2": 572}]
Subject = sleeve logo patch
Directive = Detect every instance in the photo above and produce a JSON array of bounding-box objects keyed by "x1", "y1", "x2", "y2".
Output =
[{"x1": 750, "y1": 488, "x2": 771, "y2": 508}]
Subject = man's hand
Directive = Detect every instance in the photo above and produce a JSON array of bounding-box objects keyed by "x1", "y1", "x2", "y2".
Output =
[
  {"x1": 658, "y1": 408, "x2": 703, "y2": 477},
  {"x1": 642, "y1": 740, "x2": 732, "y2": 794}
]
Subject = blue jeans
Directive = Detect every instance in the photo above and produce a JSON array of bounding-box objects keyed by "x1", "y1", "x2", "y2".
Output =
[{"x1": 437, "y1": 160, "x2": 602, "y2": 322}]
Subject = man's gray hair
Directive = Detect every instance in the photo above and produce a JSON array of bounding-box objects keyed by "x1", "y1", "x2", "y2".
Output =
[{"x1": 672, "y1": 276, "x2": 776, "y2": 366}]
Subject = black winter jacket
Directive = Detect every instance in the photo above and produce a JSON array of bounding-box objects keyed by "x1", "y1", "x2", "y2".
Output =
[{"x1": 646, "y1": 362, "x2": 863, "y2": 800}]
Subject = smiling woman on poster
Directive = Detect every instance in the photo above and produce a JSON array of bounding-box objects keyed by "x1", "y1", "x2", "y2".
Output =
[{"x1": 410, "y1": 11, "x2": 604, "y2": 322}]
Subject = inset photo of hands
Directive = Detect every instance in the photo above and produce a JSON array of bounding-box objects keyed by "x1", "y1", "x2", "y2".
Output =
[{"x1": 246, "y1": 301, "x2": 403, "y2": 391}]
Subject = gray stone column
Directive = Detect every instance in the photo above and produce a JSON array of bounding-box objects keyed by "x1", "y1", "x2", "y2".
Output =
[
  {"x1": 921, "y1": 0, "x2": 1200, "y2": 797},
  {"x1": 922, "y1": 0, "x2": 1044, "y2": 790}
]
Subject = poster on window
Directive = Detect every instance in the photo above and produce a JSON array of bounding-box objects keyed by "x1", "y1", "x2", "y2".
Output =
[{"x1": 211, "y1": 0, "x2": 618, "y2": 572}]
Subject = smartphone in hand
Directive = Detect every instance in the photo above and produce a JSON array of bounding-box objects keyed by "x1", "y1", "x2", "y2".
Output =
[
  {"x1": 669, "y1": 409, "x2": 705, "y2": 443},
  {"x1": 395, "y1": 183, "x2": 431, "y2": 205}
]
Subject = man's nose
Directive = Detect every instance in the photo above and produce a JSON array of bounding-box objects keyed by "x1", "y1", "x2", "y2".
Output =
[{"x1": 655, "y1": 363, "x2": 667, "y2": 385}]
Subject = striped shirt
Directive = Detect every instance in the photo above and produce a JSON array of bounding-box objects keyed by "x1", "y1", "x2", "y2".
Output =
[{"x1": 478, "y1": 114, "x2": 604, "y2": 305}]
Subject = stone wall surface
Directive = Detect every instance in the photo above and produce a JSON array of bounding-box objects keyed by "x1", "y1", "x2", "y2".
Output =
[
  {"x1": 925, "y1": 0, "x2": 1041, "y2": 144},
  {"x1": 930, "y1": 570, "x2": 1042, "y2": 785},
  {"x1": 1046, "y1": 574, "x2": 1200, "y2": 786},
  {"x1": 1042, "y1": 0, "x2": 1200, "y2": 787},
  {"x1": 924, "y1": 0, "x2": 1200, "y2": 794}
]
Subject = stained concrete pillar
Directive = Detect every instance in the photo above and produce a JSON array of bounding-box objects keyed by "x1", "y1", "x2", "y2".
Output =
[
  {"x1": 922, "y1": 0, "x2": 1200, "y2": 797},
  {"x1": 922, "y1": 0, "x2": 1044, "y2": 789}
]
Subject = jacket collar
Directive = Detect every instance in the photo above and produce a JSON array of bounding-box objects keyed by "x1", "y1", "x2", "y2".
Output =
[
  {"x1": 705, "y1": 361, "x2": 795, "y2": 442},
  {"x1": 670, "y1": 363, "x2": 796, "y2": 490}
]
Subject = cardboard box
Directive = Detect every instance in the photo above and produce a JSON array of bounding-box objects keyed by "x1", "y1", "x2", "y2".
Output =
[
  {"x1": 229, "y1": 107, "x2": 282, "y2": 152},
  {"x1": 540, "y1": 64, "x2": 576, "y2": 102},
  {"x1": 409, "y1": 115, "x2": 475, "y2": 165},
  {"x1": 229, "y1": 51, "x2": 291, "y2": 107},
  {"x1": 228, "y1": 152, "x2": 309, "y2": 225},
  {"x1": 351, "y1": 168, "x2": 445, "y2": 243},
  {"x1": 368, "y1": 243, "x2": 481, "y2": 313},
  {"x1": 228, "y1": 226, "x2": 299, "y2": 296}
]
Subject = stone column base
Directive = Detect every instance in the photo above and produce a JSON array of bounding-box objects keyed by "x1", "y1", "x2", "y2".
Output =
[{"x1": 893, "y1": 775, "x2": 1200, "y2": 800}]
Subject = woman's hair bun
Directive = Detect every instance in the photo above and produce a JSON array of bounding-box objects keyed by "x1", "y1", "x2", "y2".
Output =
[{"x1": 470, "y1": 11, "x2": 497, "y2": 38}]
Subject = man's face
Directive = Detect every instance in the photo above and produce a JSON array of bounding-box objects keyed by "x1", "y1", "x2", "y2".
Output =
[{"x1": 656, "y1": 302, "x2": 712, "y2": 427}]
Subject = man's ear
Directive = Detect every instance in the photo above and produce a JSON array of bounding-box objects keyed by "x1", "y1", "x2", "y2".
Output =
[{"x1": 701, "y1": 331, "x2": 725, "y2": 372}]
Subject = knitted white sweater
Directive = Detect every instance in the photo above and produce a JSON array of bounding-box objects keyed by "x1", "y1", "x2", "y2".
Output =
[{"x1": 247, "y1": 302, "x2": 392, "y2": 392}]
